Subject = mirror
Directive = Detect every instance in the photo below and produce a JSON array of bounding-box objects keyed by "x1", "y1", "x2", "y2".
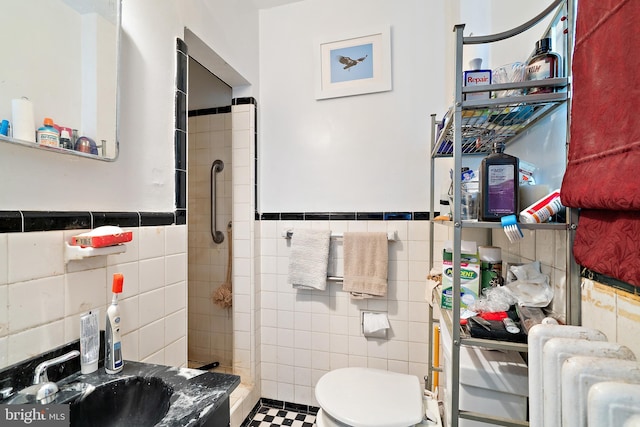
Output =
[{"x1": 0, "y1": 0, "x2": 120, "y2": 160}]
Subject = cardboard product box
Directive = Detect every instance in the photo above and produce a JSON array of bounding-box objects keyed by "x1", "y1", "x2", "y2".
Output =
[
  {"x1": 464, "y1": 69, "x2": 492, "y2": 101},
  {"x1": 441, "y1": 240, "x2": 480, "y2": 309}
]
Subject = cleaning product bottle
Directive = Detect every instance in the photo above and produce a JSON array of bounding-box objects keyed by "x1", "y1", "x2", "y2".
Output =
[
  {"x1": 479, "y1": 142, "x2": 519, "y2": 221},
  {"x1": 36, "y1": 117, "x2": 59, "y2": 147},
  {"x1": 105, "y1": 273, "x2": 124, "y2": 374},
  {"x1": 525, "y1": 38, "x2": 561, "y2": 95}
]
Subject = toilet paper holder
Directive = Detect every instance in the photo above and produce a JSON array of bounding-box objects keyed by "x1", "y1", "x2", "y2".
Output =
[{"x1": 362, "y1": 310, "x2": 390, "y2": 339}]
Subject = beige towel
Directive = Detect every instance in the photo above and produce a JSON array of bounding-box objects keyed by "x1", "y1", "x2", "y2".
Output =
[
  {"x1": 288, "y1": 228, "x2": 332, "y2": 290},
  {"x1": 343, "y1": 232, "x2": 388, "y2": 298}
]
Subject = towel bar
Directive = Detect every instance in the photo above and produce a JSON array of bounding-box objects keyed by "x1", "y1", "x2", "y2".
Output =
[{"x1": 283, "y1": 230, "x2": 397, "y2": 241}]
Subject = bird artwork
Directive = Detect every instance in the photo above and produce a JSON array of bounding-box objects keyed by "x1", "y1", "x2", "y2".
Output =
[{"x1": 337, "y1": 54, "x2": 368, "y2": 70}]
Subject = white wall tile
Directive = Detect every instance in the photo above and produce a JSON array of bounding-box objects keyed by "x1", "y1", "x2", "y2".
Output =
[
  {"x1": 165, "y1": 225, "x2": 187, "y2": 256},
  {"x1": 9, "y1": 276, "x2": 64, "y2": 333},
  {"x1": 165, "y1": 253, "x2": 186, "y2": 285},
  {"x1": 118, "y1": 295, "x2": 139, "y2": 335},
  {"x1": 65, "y1": 269, "x2": 107, "y2": 317},
  {"x1": 616, "y1": 291, "x2": 640, "y2": 359},
  {"x1": 165, "y1": 281, "x2": 186, "y2": 315},
  {"x1": 142, "y1": 349, "x2": 165, "y2": 365},
  {"x1": 8, "y1": 231, "x2": 64, "y2": 283},
  {"x1": 0, "y1": 235, "x2": 8, "y2": 286},
  {"x1": 165, "y1": 309, "x2": 186, "y2": 345},
  {"x1": 139, "y1": 227, "x2": 165, "y2": 260},
  {"x1": 0, "y1": 337, "x2": 7, "y2": 367},
  {"x1": 139, "y1": 289, "x2": 165, "y2": 327},
  {"x1": 0, "y1": 286, "x2": 7, "y2": 337},
  {"x1": 581, "y1": 279, "x2": 617, "y2": 342},
  {"x1": 1, "y1": 227, "x2": 189, "y2": 371},
  {"x1": 164, "y1": 336, "x2": 187, "y2": 368},
  {"x1": 138, "y1": 319, "x2": 165, "y2": 359},
  {"x1": 8, "y1": 320, "x2": 65, "y2": 365},
  {"x1": 139, "y1": 257, "x2": 165, "y2": 293}
]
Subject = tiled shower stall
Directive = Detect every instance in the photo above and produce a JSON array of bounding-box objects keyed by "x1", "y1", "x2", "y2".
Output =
[{"x1": 187, "y1": 110, "x2": 234, "y2": 370}]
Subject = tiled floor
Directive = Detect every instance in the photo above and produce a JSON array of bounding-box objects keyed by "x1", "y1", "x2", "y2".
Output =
[
  {"x1": 242, "y1": 399, "x2": 318, "y2": 427},
  {"x1": 188, "y1": 361, "x2": 318, "y2": 426}
]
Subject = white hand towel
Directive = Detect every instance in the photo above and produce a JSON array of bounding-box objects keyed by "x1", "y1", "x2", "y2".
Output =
[
  {"x1": 288, "y1": 229, "x2": 332, "y2": 290},
  {"x1": 343, "y1": 232, "x2": 388, "y2": 298}
]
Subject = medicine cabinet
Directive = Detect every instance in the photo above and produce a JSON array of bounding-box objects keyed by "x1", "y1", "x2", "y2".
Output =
[{"x1": 0, "y1": 0, "x2": 121, "y2": 161}]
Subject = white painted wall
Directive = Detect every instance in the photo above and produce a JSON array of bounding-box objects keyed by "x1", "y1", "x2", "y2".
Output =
[
  {"x1": 258, "y1": 0, "x2": 448, "y2": 213},
  {"x1": 0, "y1": 0, "x2": 259, "y2": 212}
]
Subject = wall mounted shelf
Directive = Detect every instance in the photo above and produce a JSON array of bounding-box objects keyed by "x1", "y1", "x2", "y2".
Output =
[{"x1": 64, "y1": 242, "x2": 127, "y2": 263}]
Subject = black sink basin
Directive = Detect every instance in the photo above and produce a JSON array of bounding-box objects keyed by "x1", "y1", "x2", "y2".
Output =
[{"x1": 69, "y1": 376, "x2": 173, "y2": 427}]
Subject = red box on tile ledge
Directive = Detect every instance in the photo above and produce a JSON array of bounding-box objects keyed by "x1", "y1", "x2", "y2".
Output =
[{"x1": 70, "y1": 226, "x2": 133, "y2": 248}]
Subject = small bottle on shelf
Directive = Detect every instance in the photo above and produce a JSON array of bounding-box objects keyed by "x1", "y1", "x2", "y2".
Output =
[
  {"x1": 479, "y1": 142, "x2": 519, "y2": 221},
  {"x1": 525, "y1": 38, "x2": 561, "y2": 95},
  {"x1": 59, "y1": 129, "x2": 73, "y2": 150},
  {"x1": 36, "y1": 117, "x2": 60, "y2": 147}
]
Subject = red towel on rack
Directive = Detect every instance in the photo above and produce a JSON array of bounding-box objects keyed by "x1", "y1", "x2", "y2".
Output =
[{"x1": 560, "y1": 0, "x2": 640, "y2": 287}]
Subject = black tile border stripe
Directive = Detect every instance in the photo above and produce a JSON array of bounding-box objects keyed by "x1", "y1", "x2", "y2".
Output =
[
  {"x1": 259, "y1": 211, "x2": 435, "y2": 221},
  {"x1": 188, "y1": 106, "x2": 232, "y2": 117},
  {"x1": 582, "y1": 267, "x2": 640, "y2": 296},
  {"x1": 0, "y1": 211, "x2": 176, "y2": 233},
  {"x1": 23, "y1": 211, "x2": 92, "y2": 232}
]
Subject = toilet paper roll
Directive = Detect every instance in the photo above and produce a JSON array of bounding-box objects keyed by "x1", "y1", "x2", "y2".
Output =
[
  {"x1": 11, "y1": 97, "x2": 36, "y2": 142},
  {"x1": 363, "y1": 312, "x2": 390, "y2": 335}
]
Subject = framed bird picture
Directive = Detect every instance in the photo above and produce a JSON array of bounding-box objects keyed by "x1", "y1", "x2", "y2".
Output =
[{"x1": 315, "y1": 26, "x2": 392, "y2": 100}]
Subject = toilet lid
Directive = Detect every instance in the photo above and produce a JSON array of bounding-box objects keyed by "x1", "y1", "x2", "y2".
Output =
[{"x1": 315, "y1": 368, "x2": 423, "y2": 427}]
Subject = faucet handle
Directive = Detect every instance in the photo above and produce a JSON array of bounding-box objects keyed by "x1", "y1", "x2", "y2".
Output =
[
  {"x1": 0, "y1": 387, "x2": 13, "y2": 400},
  {"x1": 33, "y1": 350, "x2": 80, "y2": 385}
]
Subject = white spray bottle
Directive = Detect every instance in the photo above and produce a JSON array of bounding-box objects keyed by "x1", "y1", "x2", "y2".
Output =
[{"x1": 105, "y1": 273, "x2": 124, "y2": 374}]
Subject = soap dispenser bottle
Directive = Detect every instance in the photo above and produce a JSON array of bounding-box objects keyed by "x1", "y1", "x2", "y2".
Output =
[
  {"x1": 479, "y1": 142, "x2": 519, "y2": 221},
  {"x1": 105, "y1": 273, "x2": 124, "y2": 374}
]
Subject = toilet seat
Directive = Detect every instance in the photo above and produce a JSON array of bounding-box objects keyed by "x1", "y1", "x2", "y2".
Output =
[{"x1": 315, "y1": 367, "x2": 423, "y2": 427}]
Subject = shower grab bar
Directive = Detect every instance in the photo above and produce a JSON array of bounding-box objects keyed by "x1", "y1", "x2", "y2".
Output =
[{"x1": 211, "y1": 159, "x2": 225, "y2": 244}]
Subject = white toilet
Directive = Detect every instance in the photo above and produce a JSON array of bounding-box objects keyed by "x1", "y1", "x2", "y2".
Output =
[{"x1": 315, "y1": 367, "x2": 424, "y2": 427}]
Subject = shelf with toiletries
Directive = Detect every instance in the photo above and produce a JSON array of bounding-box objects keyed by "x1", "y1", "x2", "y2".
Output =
[
  {"x1": 435, "y1": 219, "x2": 568, "y2": 230},
  {"x1": 426, "y1": 1, "x2": 580, "y2": 427},
  {"x1": 435, "y1": 293, "x2": 528, "y2": 353},
  {"x1": 432, "y1": 78, "x2": 568, "y2": 158}
]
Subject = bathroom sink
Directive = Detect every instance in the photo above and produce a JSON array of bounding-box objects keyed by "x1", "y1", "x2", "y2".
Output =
[
  {"x1": 0, "y1": 342, "x2": 240, "y2": 427},
  {"x1": 69, "y1": 376, "x2": 173, "y2": 427}
]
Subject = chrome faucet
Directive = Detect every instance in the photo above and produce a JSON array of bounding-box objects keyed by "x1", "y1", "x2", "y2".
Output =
[{"x1": 17, "y1": 350, "x2": 80, "y2": 404}]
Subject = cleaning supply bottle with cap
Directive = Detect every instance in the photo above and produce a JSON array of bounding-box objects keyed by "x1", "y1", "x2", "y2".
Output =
[
  {"x1": 36, "y1": 118, "x2": 59, "y2": 147},
  {"x1": 479, "y1": 142, "x2": 519, "y2": 221},
  {"x1": 105, "y1": 273, "x2": 124, "y2": 374},
  {"x1": 525, "y1": 38, "x2": 561, "y2": 95}
]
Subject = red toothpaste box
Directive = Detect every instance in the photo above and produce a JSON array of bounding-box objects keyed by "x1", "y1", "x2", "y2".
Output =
[{"x1": 71, "y1": 227, "x2": 133, "y2": 248}]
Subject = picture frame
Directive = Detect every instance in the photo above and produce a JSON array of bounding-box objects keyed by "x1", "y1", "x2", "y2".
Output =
[{"x1": 315, "y1": 26, "x2": 392, "y2": 100}]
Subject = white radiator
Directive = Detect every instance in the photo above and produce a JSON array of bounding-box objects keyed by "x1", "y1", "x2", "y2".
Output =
[{"x1": 529, "y1": 324, "x2": 640, "y2": 427}]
